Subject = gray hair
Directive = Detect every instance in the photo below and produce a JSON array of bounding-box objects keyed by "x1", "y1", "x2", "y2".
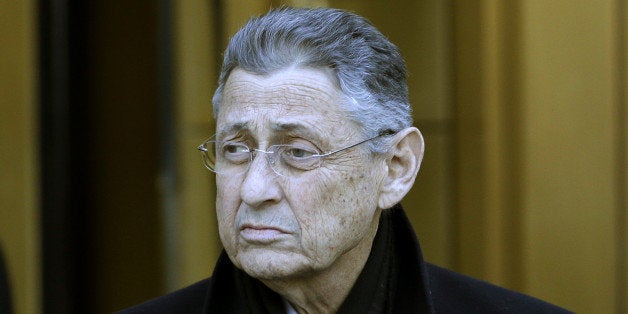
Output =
[{"x1": 212, "y1": 7, "x2": 412, "y2": 152}]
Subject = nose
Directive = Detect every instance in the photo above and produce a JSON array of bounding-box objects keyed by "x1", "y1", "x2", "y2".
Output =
[{"x1": 239, "y1": 151, "x2": 282, "y2": 208}]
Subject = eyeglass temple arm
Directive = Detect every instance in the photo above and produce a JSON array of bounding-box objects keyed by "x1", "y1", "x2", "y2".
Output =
[{"x1": 318, "y1": 129, "x2": 396, "y2": 157}]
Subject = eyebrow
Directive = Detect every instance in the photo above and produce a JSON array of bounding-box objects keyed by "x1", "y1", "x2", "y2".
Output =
[
  {"x1": 216, "y1": 121, "x2": 325, "y2": 144},
  {"x1": 216, "y1": 122, "x2": 249, "y2": 138},
  {"x1": 270, "y1": 122, "x2": 305, "y2": 132},
  {"x1": 270, "y1": 122, "x2": 321, "y2": 139},
  {"x1": 271, "y1": 122, "x2": 334, "y2": 150}
]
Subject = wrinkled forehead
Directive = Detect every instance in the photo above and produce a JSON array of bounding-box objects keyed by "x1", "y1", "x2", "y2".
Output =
[{"x1": 216, "y1": 67, "x2": 354, "y2": 137}]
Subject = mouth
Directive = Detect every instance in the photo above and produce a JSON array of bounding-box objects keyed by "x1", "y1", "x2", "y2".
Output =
[{"x1": 239, "y1": 224, "x2": 290, "y2": 243}]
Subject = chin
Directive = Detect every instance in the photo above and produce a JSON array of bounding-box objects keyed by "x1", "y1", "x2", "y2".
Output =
[{"x1": 237, "y1": 250, "x2": 314, "y2": 281}]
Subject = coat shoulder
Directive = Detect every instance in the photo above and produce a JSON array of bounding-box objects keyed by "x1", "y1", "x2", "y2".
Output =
[
  {"x1": 426, "y1": 263, "x2": 572, "y2": 313},
  {"x1": 115, "y1": 278, "x2": 212, "y2": 314}
]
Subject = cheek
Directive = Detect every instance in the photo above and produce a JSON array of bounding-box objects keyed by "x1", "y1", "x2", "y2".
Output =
[
  {"x1": 319, "y1": 169, "x2": 381, "y2": 212},
  {"x1": 216, "y1": 174, "x2": 242, "y2": 204},
  {"x1": 290, "y1": 169, "x2": 380, "y2": 254},
  {"x1": 215, "y1": 177, "x2": 240, "y2": 252}
]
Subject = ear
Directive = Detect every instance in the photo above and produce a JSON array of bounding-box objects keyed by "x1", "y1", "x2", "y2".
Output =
[{"x1": 378, "y1": 127, "x2": 425, "y2": 209}]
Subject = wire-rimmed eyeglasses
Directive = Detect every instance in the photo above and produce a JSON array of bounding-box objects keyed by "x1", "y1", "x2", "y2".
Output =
[{"x1": 197, "y1": 130, "x2": 395, "y2": 177}]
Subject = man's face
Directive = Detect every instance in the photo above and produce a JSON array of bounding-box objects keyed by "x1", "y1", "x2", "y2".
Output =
[{"x1": 215, "y1": 67, "x2": 387, "y2": 281}]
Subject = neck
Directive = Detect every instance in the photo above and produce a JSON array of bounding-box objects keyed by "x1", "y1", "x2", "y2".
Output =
[{"x1": 261, "y1": 212, "x2": 381, "y2": 314}]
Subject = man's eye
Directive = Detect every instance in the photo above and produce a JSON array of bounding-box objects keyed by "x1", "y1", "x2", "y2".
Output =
[
  {"x1": 220, "y1": 143, "x2": 250, "y2": 163},
  {"x1": 278, "y1": 146, "x2": 321, "y2": 171},
  {"x1": 284, "y1": 147, "x2": 316, "y2": 159},
  {"x1": 224, "y1": 143, "x2": 249, "y2": 154}
]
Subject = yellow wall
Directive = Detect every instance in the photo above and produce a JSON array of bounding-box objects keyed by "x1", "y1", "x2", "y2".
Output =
[
  {"x1": 0, "y1": 1, "x2": 40, "y2": 314},
  {"x1": 451, "y1": 1, "x2": 627, "y2": 312},
  {"x1": 520, "y1": 2, "x2": 621, "y2": 311},
  {"x1": 169, "y1": 0, "x2": 219, "y2": 289}
]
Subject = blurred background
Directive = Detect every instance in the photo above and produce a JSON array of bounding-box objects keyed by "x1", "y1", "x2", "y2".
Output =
[{"x1": 1, "y1": 0, "x2": 626, "y2": 313}]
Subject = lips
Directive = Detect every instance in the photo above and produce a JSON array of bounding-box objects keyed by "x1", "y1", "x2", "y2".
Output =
[{"x1": 239, "y1": 224, "x2": 289, "y2": 243}]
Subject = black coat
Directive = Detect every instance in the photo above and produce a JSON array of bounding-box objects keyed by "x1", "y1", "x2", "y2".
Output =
[{"x1": 119, "y1": 205, "x2": 571, "y2": 313}]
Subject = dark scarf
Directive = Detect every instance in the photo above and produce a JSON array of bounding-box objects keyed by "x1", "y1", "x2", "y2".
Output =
[{"x1": 203, "y1": 205, "x2": 434, "y2": 313}]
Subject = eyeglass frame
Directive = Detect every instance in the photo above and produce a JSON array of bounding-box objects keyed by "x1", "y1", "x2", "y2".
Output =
[{"x1": 197, "y1": 130, "x2": 396, "y2": 176}]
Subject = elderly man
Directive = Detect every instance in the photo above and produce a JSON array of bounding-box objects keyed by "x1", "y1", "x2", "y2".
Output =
[{"x1": 122, "y1": 7, "x2": 570, "y2": 313}]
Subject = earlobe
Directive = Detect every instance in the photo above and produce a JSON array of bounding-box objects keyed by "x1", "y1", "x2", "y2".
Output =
[{"x1": 378, "y1": 127, "x2": 425, "y2": 209}]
